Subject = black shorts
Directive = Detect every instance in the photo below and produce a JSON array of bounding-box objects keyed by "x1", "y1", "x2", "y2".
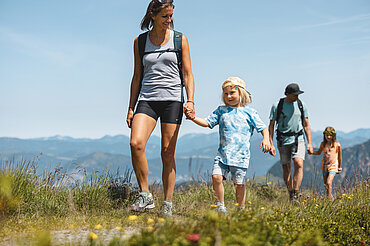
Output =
[{"x1": 135, "y1": 101, "x2": 183, "y2": 124}]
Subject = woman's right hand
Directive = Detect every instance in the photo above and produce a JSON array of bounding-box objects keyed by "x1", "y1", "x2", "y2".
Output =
[{"x1": 126, "y1": 108, "x2": 134, "y2": 128}]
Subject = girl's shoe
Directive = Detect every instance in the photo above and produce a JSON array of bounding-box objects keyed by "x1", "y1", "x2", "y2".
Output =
[{"x1": 130, "y1": 192, "x2": 155, "y2": 212}]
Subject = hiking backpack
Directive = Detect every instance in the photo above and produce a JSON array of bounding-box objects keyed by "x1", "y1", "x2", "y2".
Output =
[{"x1": 275, "y1": 98, "x2": 305, "y2": 146}]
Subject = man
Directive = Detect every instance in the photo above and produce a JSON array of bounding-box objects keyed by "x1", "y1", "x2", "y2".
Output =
[{"x1": 269, "y1": 83, "x2": 313, "y2": 204}]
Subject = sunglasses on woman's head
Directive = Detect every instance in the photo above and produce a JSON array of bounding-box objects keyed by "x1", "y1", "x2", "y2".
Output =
[
  {"x1": 156, "y1": 0, "x2": 173, "y2": 4},
  {"x1": 323, "y1": 130, "x2": 335, "y2": 135}
]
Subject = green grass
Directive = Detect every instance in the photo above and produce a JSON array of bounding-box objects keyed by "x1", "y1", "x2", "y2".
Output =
[{"x1": 0, "y1": 160, "x2": 369, "y2": 245}]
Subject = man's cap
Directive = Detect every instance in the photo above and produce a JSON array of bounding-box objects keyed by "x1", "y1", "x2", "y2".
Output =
[{"x1": 285, "y1": 83, "x2": 304, "y2": 95}]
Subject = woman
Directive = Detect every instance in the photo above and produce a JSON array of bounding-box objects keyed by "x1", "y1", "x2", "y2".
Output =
[{"x1": 126, "y1": 0, "x2": 195, "y2": 217}]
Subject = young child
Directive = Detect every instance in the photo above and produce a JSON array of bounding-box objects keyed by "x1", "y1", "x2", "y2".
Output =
[
  {"x1": 185, "y1": 77, "x2": 271, "y2": 215},
  {"x1": 311, "y1": 126, "x2": 342, "y2": 200}
]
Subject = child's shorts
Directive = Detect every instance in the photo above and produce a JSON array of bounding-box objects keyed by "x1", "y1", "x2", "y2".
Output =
[
  {"x1": 212, "y1": 160, "x2": 247, "y2": 185},
  {"x1": 322, "y1": 170, "x2": 336, "y2": 178}
]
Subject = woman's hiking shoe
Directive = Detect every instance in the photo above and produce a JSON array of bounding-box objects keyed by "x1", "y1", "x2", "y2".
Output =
[
  {"x1": 130, "y1": 192, "x2": 155, "y2": 212},
  {"x1": 159, "y1": 201, "x2": 172, "y2": 217}
]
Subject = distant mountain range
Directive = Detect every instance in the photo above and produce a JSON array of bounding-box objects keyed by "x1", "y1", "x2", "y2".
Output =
[
  {"x1": 267, "y1": 139, "x2": 370, "y2": 189},
  {"x1": 1, "y1": 128, "x2": 369, "y2": 183}
]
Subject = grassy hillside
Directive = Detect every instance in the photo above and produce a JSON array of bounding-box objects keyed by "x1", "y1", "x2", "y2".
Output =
[{"x1": 0, "y1": 160, "x2": 369, "y2": 245}]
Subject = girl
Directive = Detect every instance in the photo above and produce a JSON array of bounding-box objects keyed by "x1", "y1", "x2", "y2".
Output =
[
  {"x1": 185, "y1": 77, "x2": 271, "y2": 215},
  {"x1": 311, "y1": 127, "x2": 342, "y2": 200}
]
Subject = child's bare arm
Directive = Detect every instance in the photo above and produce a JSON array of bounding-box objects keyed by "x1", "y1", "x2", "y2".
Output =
[
  {"x1": 311, "y1": 143, "x2": 323, "y2": 155},
  {"x1": 191, "y1": 116, "x2": 210, "y2": 128},
  {"x1": 338, "y1": 144, "x2": 342, "y2": 171},
  {"x1": 260, "y1": 128, "x2": 271, "y2": 154}
]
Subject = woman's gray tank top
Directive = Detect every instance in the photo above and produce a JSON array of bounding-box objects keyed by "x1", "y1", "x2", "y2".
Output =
[{"x1": 138, "y1": 30, "x2": 182, "y2": 102}]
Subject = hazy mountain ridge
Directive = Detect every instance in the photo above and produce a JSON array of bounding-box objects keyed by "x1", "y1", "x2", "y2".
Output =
[{"x1": 1, "y1": 129, "x2": 369, "y2": 182}]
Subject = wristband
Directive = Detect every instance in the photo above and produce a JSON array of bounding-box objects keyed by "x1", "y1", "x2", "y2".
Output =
[
  {"x1": 338, "y1": 168, "x2": 342, "y2": 171},
  {"x1": 187, "y1": 100, "x2": 194, "y2": 104}
]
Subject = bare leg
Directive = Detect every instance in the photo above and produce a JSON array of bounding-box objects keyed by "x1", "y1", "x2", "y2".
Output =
[
  {"x1": 282, "y1": 162, "x2": 293, "y2": 191},
  {"x1": 293, "y1": 158, "x2": 304, "y2": 191},
  {"x1": 326, "y1": 174, "x2": 335, "y2": 200},
  {"x1": 234, "y1": 184, "x2": 246, "y2": 207},
  {"x1": 212, "y1": 175, "x2": 224, "y2": 203},
  {"x1": 160, "y1": 122, "x2": 180, "y2": 202},
  {"x1": 130, "y1": 114, "x2": 157, "y2": 191}
]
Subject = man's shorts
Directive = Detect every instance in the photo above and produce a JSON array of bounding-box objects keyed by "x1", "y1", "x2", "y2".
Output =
[
  {"x1": 322, "y1": 170, "x2": 336, "y2": 178},
  {"x1": 212, "y1": 160, "x2": 247, "y2": 185},
  {"x1": 278, "y1": 141, "x2": 305, "y2": 165},
  {"x1": 135, "y1": 100, "x2": 183, "y2": 124}
]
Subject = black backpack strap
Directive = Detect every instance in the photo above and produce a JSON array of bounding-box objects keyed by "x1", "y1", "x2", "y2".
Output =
[
  {"x1": 174, "y1": 30, "x2": 184, "y2": 102},
  {"x1": 297, "y1": 98, "x2": 305, "y2": 125},
  {"x1": 276, "y1": 98, "x2": 285, "y2": 123},
  {"x1": 138, "y1": 31, "x2": 149, "y2": 90}
]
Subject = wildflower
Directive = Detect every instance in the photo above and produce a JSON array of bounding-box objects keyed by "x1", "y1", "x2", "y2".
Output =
[
  {"x1": 315, "y1": 204, "x2": 319, "y2": 208},
  {"x1": 234, "y1": 203, "x2": 239, "y2": 207},
  {"x1": 147, "y1": 218, "x2": 155, "y2": 224},
  {"x1": 248, "y1": 201, "x2": 252, "y2": 205},
  {"x1": 313, "y1": 198, "x2": 316, "y2": 202},
  {"x1": 89, "y1": 232, "x2": 98, "y2": 240},
  {"x1": 158, "y1": 218, "x2": 166, "y2": 222},
  {"x1": 115, "y1": 226, "x2": 123, "y2": 231},
  {"x1": 94, "y1": 224, "x2": 103, "y2": 230},
  {"x1": 281, "y1": 213, "x2": 284, "y2": 216},
  {"x1": 260, "y1": 207, "x2": 265, "y2": 210},
  {"x1": 362, "y1": 227, "x2": 365, "y2": 230},
  {"x1": 69, "y1": 225, "x2": 75, "y2": 229},
  {"x1": 267, "y1": 182, "x2": 271, "y2": 185},
  {"x1": 211, "y1": 204, "x2": 217, "y2": 208},
  {"x1": 147, "y1": 226, "x2": 154, "y2": 231},
  {"x1": 128, "y1": 215, "x2": 138, "y2": 221},
  {"x1": 186, "y1": 233, "x2": 200, "y2": 242}
]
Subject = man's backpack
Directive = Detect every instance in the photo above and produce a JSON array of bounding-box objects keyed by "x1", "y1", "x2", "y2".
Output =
[
  {"x1": 275, "y1": 98, "x2": 305, "y2": 147},
  {"x1": 137, "y1": 30, "x2": 184, "y2": 100},
  {"x1": 276, "y1": 98, "x2": 304, "y2": 124}
]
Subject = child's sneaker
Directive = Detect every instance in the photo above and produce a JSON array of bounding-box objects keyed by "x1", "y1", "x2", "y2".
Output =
[
  {"x1": 215, "y1": 202, "x2": 227, "y2": 215},
  {"x1": 130, "y1": 191, "x2": 155, "y2": 212},
  {"x1": 159, "y1": 201, "x2": 172, "y2": 217}
]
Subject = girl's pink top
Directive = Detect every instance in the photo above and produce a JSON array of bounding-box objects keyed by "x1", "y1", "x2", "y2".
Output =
[{"x1": 320, "y1": 141, "x2": 341, "y2": 172}]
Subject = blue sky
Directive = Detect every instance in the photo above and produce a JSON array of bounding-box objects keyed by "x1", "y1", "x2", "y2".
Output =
[{"x1": 1, "y1": 0, "x2": 369, "y2": 139}]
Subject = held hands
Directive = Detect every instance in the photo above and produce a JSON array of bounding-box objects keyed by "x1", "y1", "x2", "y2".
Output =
[
  {"x1": 184, "y1": 101, "x2": 195, "y2": 120},
  {"x1": 307, "y1": 143, "x2": 313, "y2": 154},
  {"x1": 260, "y1": 138, "x2": 271, "y2": 154}
]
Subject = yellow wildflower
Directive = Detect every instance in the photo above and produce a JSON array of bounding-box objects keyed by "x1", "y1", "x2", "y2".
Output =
[
  {"x1": 94, "y1": 224, "x2": 103, "y2": 230},
  {"x1": 211, "y1": 204, "x2": 217, "y2": 208},
  {"x1": 267, "y1": 182, "x2": 271, "y2": 185},
  {"x1": 69, "y1": 225, "x2": 75, "y2": 229},
  {"x1": 147, "y1": 218, "x2": 155, "y2": 224},
  {"x1": 158, "y1": 218, "x2": 166, "y2": 222},
  {"x1": 89, "y1": 232, "x2": 98, "y2": 240},
  {"x1": 128, "y1": 215, "x2": 138, "y2": 221},
  {"x1": 147, "y1": 226, "x2": 154, "y2": 231},
  {"x1": 115, "y1": 226, "x2": 123, "y2": 231},
  {"x1": 235, "y1": 203, "x2": 239, "y2": 207},
  {"x1": 260, "y1": 207, "x2": 265, "y2": 210},
  {"x1": 248, "y1": 201, "x2": 252, "y2": 204}
]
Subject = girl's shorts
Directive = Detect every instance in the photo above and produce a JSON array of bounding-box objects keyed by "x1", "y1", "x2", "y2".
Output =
[
  {"x1": 135, "y1": 100, "x2": 183, "y2": 124},
  {"x1": 212, "y1": 160, "x2": 247, "y2": 185},
  {"x1": 322, "y1": 170, "x2": 336, "y2": 178}
]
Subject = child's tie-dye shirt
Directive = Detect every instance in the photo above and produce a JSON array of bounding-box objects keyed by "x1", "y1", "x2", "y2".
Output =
[{"x1": 206, "y1": 106, "x2": 266, "y2": 168}]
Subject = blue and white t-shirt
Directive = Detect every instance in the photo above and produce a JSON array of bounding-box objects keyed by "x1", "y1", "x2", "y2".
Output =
[{"x1": 206, "y1": 106, "x2": 267, "y2": 168}]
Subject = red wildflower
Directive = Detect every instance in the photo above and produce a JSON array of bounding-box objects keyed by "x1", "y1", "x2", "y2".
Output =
[{"x1": 186, "y1": 233, "x2": 200, "y2": 242}]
